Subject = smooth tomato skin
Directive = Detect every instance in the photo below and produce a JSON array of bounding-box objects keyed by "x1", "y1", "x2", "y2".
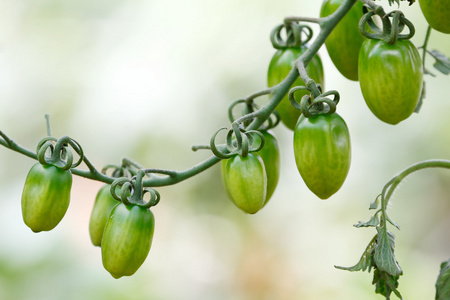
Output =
[
  {"x1": 89, "y1": 184, "x2": 120, "y2": 247},
  {"x1": 101, "y1": 203, "x2": 155, "y2": 279},
  {"x1": 359, "y1": 39, "x2": 423, "y2": 125},
  {"x1": 21, "y1": 163, "x2": 72, "y2": 232},
  {"x1": 256, "y1": 131, "x2": 280, "y2": 205},
  {"x1": 221, "y1": 153, "x2": 267, "y2": 214},
  {"x1": 320, "y1": 0, "x2": 365, "y2": 81},
  {"x1": 419, "y1": 0, "x2": 450, "y2": 34},
  {"x1": 293, "y1": 113, "x2": 351, "y2": 199},
  {"x1": 268, "y1": 47, "x2": 324, "y2": 130}
]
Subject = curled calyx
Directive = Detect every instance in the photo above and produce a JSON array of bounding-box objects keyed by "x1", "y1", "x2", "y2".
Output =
[
  {"x1": 36, "y1": 136, "x2": 84, "y2": 170},
  {"x1": 270, "y1": 20, "x2": 313, "y2": 50},
  {"x1": 288, "y1": 85, "x2": 340, "y2": 118},
  {"x1": 110, "y1": 170, "x2": 160, "y2": 209},
  {"x1": 359, "y1": 6, "x2": 415, "y2": 44},
  {"x1": 210, "y1": 124, "x2": 265, "y2": 159}
]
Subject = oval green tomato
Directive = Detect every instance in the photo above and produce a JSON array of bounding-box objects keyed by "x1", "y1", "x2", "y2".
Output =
[
  {"x1": 21, "y1": 163, "x2": 72, "y2": 232},
  {"x1": 268, "y1": 47, "x2": 324, "y2": 130},
  {"x1": 320, "y1": 0, "x2": 365, "y2": 81},
  {"x1": 256, "y1": 131, "x2": 280, "y2": 205},
  {"x1": 293, "y1": 113, "x2": 351, "y2": 199},
  {"x1": 89, "y1": 184, "x2": 120, "y2": 247},
  {"x1": 419, "y1": 0, "x2": 450, "y2": 34},
  {"x1": 101, "y1": 203, "x2": 155, "y2": 279},
  {"x1": 359, "y1": 39, "x2": 423, "y2": 125},
  {"x1": 221, "y1": 153, "x2": 267, "y2": 214}
]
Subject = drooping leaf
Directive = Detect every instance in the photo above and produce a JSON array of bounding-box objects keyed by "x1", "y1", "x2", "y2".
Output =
[
  {"x1": 374, "y1": 227, "x2": 403, "y2": 277},
  {"x1": 436, "y1": 258, "x2": 450, "y2": 300},
  {"x1": 373, "y1": 268, "x2": 403, "y2": 299},
  {"x1": 354, "y1": 215, "x2": 380, "y2": 228},
  {"x1": 335, "y1": 235, "x2": 377, "y2": 272},
  {"x1": 428, "y1": 50, "x2": 450, "y2": 75}
]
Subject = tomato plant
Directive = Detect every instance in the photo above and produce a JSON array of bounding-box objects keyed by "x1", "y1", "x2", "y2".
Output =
[
  {"x1": 320, "y1": 0, "x2": 365, "y2": 81},
  {"x1": 293, "y1": 113, "x2": 351, "y2": 199},
  {"x1": 89, "y1": 184, "x2": 120, "y2": 247},
  {"x1": 268, "y1": 47, "x2": 324, "y2": 130},
  {"x1": 21, "y1": 163, "x2": 72, "y2": 233},
  {"x1": 101, "y1": 203, "x2": 155, "y2": 279},
  {"x1": 359, "y1": 39, "x2": 423, "y2": 125},
  {"x1": 221, "y1": 153, "x2": 267, "y2": 214}
]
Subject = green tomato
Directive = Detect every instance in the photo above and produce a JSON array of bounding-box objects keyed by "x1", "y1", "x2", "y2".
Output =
[
  {"x1": 293, "y1": 113, "x2": 351, "y2": 199},
  {"x1": 89, "y1": 184, "x2": 120, "y2": 247},
  {"x1": 101, "y1": 203, "x2": 155, "y2": 279},
  {"x1": 320, "y1": 0, "x2": 365, "y2": 81},
  {"x1": 256, "y1": 131, "x2": 280, "y2": 205},
  {"x1": 419, "y1": 0, "x2": 450, "y2": 34},
  {"x1": 359, "y1": 39, "x2": 423, "y2": 125},
  {"x1": 268, "y1": 47, "x2": 324, "y2": 130},
  {"x1": 21, "y1": 163, "x2": 72, "y2": 232},
  {"x1": 221, "y1": 153, "x2": 267, "y2": 214}
]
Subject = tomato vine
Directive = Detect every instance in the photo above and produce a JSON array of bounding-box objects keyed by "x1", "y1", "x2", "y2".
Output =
[{"x1": 0, "y1": 0, "x2": 449, "y2": 298}]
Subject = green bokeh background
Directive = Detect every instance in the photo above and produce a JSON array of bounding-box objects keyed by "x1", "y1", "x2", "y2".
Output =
[{"x1": 0, "y1": 1, "x2": 449, "y2": 299}]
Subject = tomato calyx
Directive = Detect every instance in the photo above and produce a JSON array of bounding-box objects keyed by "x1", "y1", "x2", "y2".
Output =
[
  {"x1": 359, "y1": 7, "x2": 415, "y2": 45},
  {"x1": 110, "y1": 170, "x2": 160, "y2": 209},
  {"x1": 288, "y1": 86, "x2": 340, "y2": 118},
  {"x1": 36, "y1": 136, "x2": 84, "y2": 171},
  {"x1": 270, "y1": 22, "x2": 313, "y2": 50}
]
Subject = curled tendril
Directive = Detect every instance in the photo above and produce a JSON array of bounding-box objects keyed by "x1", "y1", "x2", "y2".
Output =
[
  {"x1": 359, "y1": 9, "x2": 415, "y2": 45},
  {"x1": 210, "y1": 126, "x2": 266, "y2": 159},
  {"x1": 36, "y1": 136, "x2": 84, "y2": 171},
  {"x1": 270, "y1": 22, "x2": 313, "y2": 50},
  {"x1": 110, "y1": 171, "x2": 160, "y2": 209},
  {"x1": 289, "y1": 87, "x2": 340, "y2": 118}
]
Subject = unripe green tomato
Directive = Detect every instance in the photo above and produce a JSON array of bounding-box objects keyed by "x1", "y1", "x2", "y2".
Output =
[
  {"x1": 293, "y1": 113, "x2": 351, "y2": 199},
  {"x1": 268, "y1": 47, "x2": 324, "y2": 130},
  {"x1": 101, "y1": 203, "x2": 155, "y2": 279},
  {"x1": 359, "y1": 39, "x2": 423, "y2": 125},
  {"x1": 21, "y1": 163, "x2": 72, "y2": 232},
  {"x1": 255, "y1": 131, "x2": 280, "y2": 205},
  {"x1": 419, "y1": 0, "x2": 450, "y2": 34},
  {"x1": 89, "y1": 184, "x2": 120, "y2": 247},
  {"x1": 221, "y1": 153, "x2": 267, "y2": 214},
  {"x1": 320, "y1": 0, "x2": 365, "y2": 81}
]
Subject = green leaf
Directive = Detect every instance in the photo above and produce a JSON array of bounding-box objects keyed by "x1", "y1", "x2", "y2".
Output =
[
  {"x1": 436, "y1": 258, "x2": 450, "y2": 300},
  {"x1": 335, "y1": 235, "x2": 377, "y2": 272},
  {"x1": 354, "y1": 215, "x2": 380, "y2": 228},
  {"x1": 373, "y1": 269, "x2": 403, "y2": 300},
  {"x1": 428, "y1": 50, "x2": 450, "y2": 75},
  {"x1": 386, "y1": 216, "x2": 401, "y2": 230},
  {"x1": 374, "y1": 227, "x2": 403, "y2": 277}
]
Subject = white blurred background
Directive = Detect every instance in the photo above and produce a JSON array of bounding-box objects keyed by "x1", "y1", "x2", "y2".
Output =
[{"x1": 0, "y1": 1, "x2": 449, "y2": 299}]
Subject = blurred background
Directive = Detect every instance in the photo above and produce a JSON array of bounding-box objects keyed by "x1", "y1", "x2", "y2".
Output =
[{"x1": 0, "y1": 0, "x2": 449, "y2": 299}]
